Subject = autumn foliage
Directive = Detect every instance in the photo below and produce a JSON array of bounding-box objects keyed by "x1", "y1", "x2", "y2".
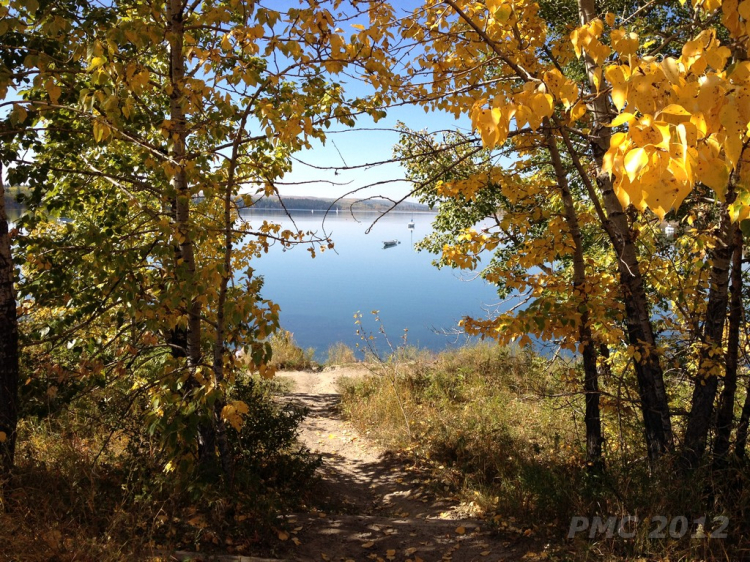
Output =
[{"x1": 2, "y1": 0, "x2": 750, "y2": 558}]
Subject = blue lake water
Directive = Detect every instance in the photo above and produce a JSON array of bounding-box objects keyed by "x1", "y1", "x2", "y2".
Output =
[{"x1": 242, "y1": 210, "x2": 500, "y2": 359}]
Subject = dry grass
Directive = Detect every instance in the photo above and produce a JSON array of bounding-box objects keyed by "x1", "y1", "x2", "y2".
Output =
[
  {"x1": 325, "y1": 342, "x2": 358, "y2": 366},
  {"x1": 267, "y1": 330, "x2": 318, "y2": 371},
  {"x1": 339, "y1": 342, "x2": 750, "y2": 561},
  {"x1": 340, "y1": 343, "x2": 580, "y2": 526}
]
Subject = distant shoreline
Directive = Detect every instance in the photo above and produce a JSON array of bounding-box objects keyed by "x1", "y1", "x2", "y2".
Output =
[
  {"x1": 241, "y1": 207, "x2": 436, "y2": 214},
  {"x1": 239, "y1": 195, "x2": 433, "y2": 214},
  {"x1": 5, "y1": 188, "x2": 435, "y2": 216}
]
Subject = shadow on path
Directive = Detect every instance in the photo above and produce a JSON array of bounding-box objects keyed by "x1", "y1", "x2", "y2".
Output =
[{"x1": 270, "y1": 372, "x2": 548, "y2": 562}]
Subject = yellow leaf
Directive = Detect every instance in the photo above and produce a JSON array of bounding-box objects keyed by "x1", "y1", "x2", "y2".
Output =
[
  {"x1": 609, "y1": 112, "x2": 635, "y2": 127},
  {"x1": 362, "y1": 541, "x2": 374, "y2": 548},
  {"x1": 0, "y1": 431, "x2": 6, "y2": 443},
  {"x1": 455, "y1": 526, "x2": 466, "y2": 535},
  {"x1": 351, "y1": 23, "x2": 365, "y2": 30},
  {"x1": 725, "y1": 133, "x2": 743, "y2": 169},
  {"x1": 11, "y1": 104, "x2": 28, "y2": 125},
  {"x1": 624, "y1": 147, "x2": 649, "y2": 182},
  {"x1": 659, "y1": 104, "x2": 691, "y2": 117},
  {"x1": 676, "y1": 122, "x2": 697, "y2": 149},
  {"x1": 486, "y1": 0, "x2": 502, "y2": 10},
  {"x1": 591, "y1": 66, "x2": 603, "y2": 93},
  {"x1": 475, "y1": 107, "x2": 505, "y2": 148},
  {"x1": 691, "y1": 113, "x2": 708, "y2": 138},
  {"x1": 46, "y1": 81, "x2": 62, "y2": 104},
  {"x1": 292, "y1": 537, "x2": 301, "y2": 545},
  {"x1": 704, "y1": 45, "x2": 731, "y2": 70},
  {"x1": 530, "y1": 93, "x2": 554, "y2": 119},
  {"x1": 696, "y1": 156, "x2": 730, "y2": 198},
  {"x1": 681, "y1": 39, "x2": 704, "y2": 70},
  {"x1": 93, "y1": 121, "x2": 110, "y2": 143},
  {"x1": 89, "y1": 56, "x2": 106, "y2": 70},
  {"x1": 611, "y1": 28, "x2": 639, "y2": 56},
  {"x1": 232, "y1": 400, "x2": 249, "y2": 415},
  {"x1": 278, "y1": 531, "x2": 289, "y2": 541},
  {"x1": 661, "y1": 57, "x2": 682, "y2": 85},
  {"x1": 569, "y1": 101, "x2": 586, "y2": 121},
  {"x1": 612, "y1": 83, "x2": 627, "y2": 111}
]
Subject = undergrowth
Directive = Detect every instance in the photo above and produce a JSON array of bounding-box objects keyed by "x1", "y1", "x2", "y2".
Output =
[
  {"x1": 339, "y1": 342, "x2": 750, "y2": 561},
  {"x1": 0, "y1": 375, "x2": 319, "y2": 561}
]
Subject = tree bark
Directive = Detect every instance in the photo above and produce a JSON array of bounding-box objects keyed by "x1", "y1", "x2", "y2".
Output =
[
  {"x1": 576, "y1": 0, "x2": 673, "y2": 460},
  {"x1": 0, "y1": 162, "x2": 19, "y2": 477},
  {"x1": 683, "y1": 204, "x2": 737, "y2": 468},
  {"x1": 735, "y1": 377, "x2": 750, "y2": 460},
  {"x1": 546, "y1": 130, "x2": 603, "y2": 467},
  {"x1": 209, "y1": 106, "x2": 254, "y2": 486},
  {"x1": 167, "y1": 0, "x2": 215, "y2": 463},
  {"x1": 712, "y1": 227, "x2": 743, "y2": 465}
]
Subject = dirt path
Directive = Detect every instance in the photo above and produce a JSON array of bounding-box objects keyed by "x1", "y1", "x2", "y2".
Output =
[{"x1": 272, "y1": 367, "x2": 547, "y2": 562}]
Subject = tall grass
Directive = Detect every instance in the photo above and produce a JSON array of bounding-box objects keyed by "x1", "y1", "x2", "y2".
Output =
[
  {"x1": 340, "y1": 343, "x2": 579, "y2": 523},
  {"x1": 339, "y1": 342, "x2": 750, "y2": 560},
  {"x1": 267, "y1": 330, "x2": 318, "y2": 371},
  {"x1": 325, "y1": 342, "x2": 358, "y2": 366}
]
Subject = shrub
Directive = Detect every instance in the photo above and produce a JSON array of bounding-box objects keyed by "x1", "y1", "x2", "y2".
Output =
[
  {"x1": 268, "y1": 330, "x2": 318, "y2": 371},
  {"x1": 326, "y1": 342, "x2": 358, "y2": 366}
]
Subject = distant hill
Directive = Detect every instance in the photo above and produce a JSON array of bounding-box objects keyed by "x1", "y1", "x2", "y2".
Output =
[
  {"x1": 4, "y1": 188, "x2": 433, "y2": 215},
  {"x1": 240, "y1": 195, "x2": 433, "y2": 214}
]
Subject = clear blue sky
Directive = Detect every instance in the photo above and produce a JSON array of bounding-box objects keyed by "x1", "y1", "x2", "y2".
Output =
[
  {"x1": 278, "y1": 105, "x2": 472, "y2": 202},
  {"x1": 271, "y1": 0, "x2": 474, "y2": 203}
]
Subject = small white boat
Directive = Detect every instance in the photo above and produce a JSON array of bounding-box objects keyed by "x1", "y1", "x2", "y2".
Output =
[
  {"x1": 383, "y1": 239, "x2": 400, "y2": 248},
  {"x1": 407, "y1": 220, "x2": 415, "y2": 229}
]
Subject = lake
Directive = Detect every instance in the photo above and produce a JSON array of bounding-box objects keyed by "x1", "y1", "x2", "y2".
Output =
[{"x1": 243, "y1": 209, "x2": 500, "y2": 359}]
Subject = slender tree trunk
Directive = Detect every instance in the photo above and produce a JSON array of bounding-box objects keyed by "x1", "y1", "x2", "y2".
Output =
[
  {"x1": 712, "y1": 228, "x2": 743, "y2": 465},
  {"x1": 0, "y1": 163, "x2": 19, "y2": 477},
  {"x1": 577, "y1": 0, "x2": 673, "y2": 460},
  {"x1": 213, "y1": 215, "x2": 234, "y2": 481},
  {"x1": 683, "y1": 205, "x2": 737, "y2": 468},
  {"x1": 209, "y1": 107, "x2": 253, "y2": 485},
  {"x1": 546, "y1": 130, "x2": 603, "y2": 467},
  {"x1": 167, "y1": 0, "x2": 215, "y2": 462},
  {"x1": 735, "y1": 378, "x2": 750, "y2": 460}
]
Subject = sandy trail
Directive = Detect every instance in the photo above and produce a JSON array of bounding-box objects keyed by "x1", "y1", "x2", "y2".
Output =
[{"x1": 272, "y1": 367, "x2": 545, "y2": 562}]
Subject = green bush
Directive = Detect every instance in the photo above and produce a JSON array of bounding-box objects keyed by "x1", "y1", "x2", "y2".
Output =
[{"x1": 228, "y1": 375, "x2": 320, "y2": 495}]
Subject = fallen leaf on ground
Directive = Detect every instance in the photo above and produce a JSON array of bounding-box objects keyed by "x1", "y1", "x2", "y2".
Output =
[
  {"x1": 278, "y1": 531, "x2": 289, "y2": 541},
  {"x1": 362, "y1": 541, "x2": 375, "y2": 548},
  {"x1": 455, "y1": 526, "x2": 466, "y2": 535}
]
